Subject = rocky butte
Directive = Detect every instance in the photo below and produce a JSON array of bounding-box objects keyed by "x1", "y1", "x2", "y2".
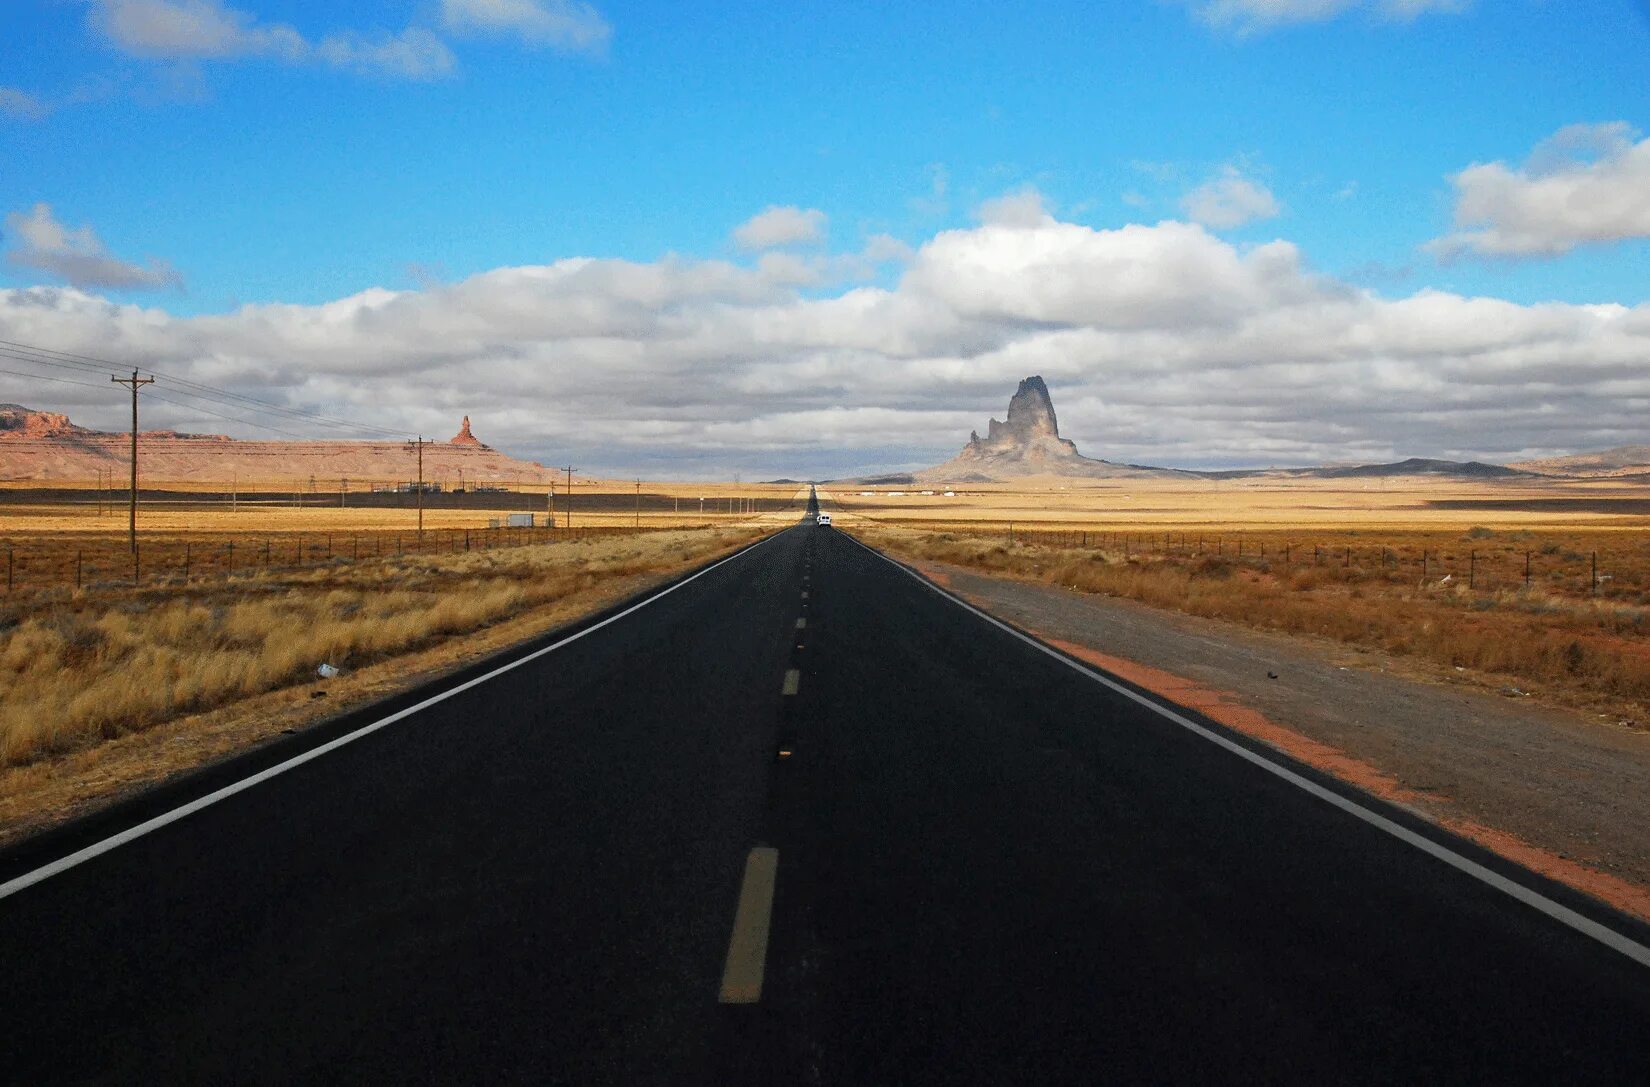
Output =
[
  {"x1": 917, "y1": 376, "x2": 1180, "y2": 483},
  {"x1": 0, "y1": 405, "x2": 550, "y2": 484}
]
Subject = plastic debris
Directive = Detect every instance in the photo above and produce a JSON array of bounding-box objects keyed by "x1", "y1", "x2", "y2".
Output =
[{"x1": 316, "y1": 663, "x2": 340, "y2": 679}]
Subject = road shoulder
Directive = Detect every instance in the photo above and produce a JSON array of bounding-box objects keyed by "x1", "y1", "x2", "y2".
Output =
[{"x1": 915, "y1": 559, "x2": 1650, "y2": 923}]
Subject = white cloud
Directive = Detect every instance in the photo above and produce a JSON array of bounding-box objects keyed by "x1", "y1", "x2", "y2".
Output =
[
  {"x1": 733, "y1": 206, "x2": 828, "y2": 251},
  {"x1": 3, "y1": 209, "x2": 1646, "y2": 477},
  {"x1": 439, "y1": 0, "x2": 611, "y2": 52},
  {"x1": 1181, "y1": 166, "x2": 1281, "y2": 229},
  {"x1": 4, "y1": 203, "x2": 182, "y2": 290},
  {"x1": 1429, "y1": 122, "x2": 1650, "y2": 258},
  {"x1": 313, "y1": 28, "x2": 457, "y2": 80},
  {"x1": 86, "y1": 0, "x2": 456, "y2": 79},
  {"x1": 974, "y1": 188, "x2": 1052, "y2": 228},
  {"x1": 0, "y1": 88, "x2": 52, "y2": 122},
  {"x1": 1188, "y1": 0, "x2": 1467, "y2": 33}
]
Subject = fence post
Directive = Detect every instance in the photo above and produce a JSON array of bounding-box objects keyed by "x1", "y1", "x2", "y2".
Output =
[
  {"x1": 76, "y1": 550, "x2": 83, "y2": 589},
  {"x1": 465, "y1": 529, "x2": 470, "y2": 551},
  {"x1": 133, "y1": 544, "x2": 140, "y2": 588},
  {"x1": 1592, "y1": 551, "x2": 1598, "y2": 593},
  {"x1": 1469, "y1": 550, "x2": 1476, "y2": 589},
  {"x1": 6, "y1": 544, "x2": 11, "y2": 591},
  {"x1": 184, "y1": 542, "x2": 191, "y2": 582},
  {"x1": 1345, "y1": 547, "x2": 1351, "y2": 568},
  {"x1": 1285, "y1": 542, "x2": 1290, "y2": 564},
  {"x1": 1525, "y1": 550, "x2": 1531, "y2": 587}
]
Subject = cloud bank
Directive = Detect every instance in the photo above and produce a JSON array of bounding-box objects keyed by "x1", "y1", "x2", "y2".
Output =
[
  {"x1": 2, "y1": 202, "x2": 1644, "y2": 477},
  {"x1": 1430, "y1": 123, "x2": 1650, "y2": 258}
]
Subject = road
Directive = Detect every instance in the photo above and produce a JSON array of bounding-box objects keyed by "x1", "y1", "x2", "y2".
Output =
[{"x1": 3, "y1": 490, "x2": 1649, "y2": 1083}]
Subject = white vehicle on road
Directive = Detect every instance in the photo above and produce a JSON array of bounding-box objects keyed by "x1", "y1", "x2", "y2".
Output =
[{"x1": 816, "y1": 513, "x2": 832, "y2": 526}]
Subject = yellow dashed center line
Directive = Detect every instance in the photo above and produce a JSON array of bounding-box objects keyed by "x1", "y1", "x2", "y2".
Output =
[{"x1": 718, "y1": 847, "x2": 779, "y2": 1004}]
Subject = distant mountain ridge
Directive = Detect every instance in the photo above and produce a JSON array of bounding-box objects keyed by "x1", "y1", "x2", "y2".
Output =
[
  {"x1": 0, "y1": 404, "x2": 552, "y2": 484},
  {"x1": 1510, "y1": 446, "x2": 1650, "y2": 478}
]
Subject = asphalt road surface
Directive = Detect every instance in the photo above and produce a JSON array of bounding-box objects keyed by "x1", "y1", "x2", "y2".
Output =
[{"x1": 3, "y1": 491, "x2": 1649, "y2": 1083}]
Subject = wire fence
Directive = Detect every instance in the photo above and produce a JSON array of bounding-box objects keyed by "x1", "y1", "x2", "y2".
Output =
[
  {"x1": 0, "y1": 523, "x2": 677, "y2": 597},
  {"x1": 938, "y1": 524, "x2": 1650, "y2": 601}
]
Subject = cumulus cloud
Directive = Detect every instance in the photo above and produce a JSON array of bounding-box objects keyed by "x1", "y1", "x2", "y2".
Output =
[
  {"x1": 974, "y1": 188, "x2": 1053, "y2": 228},
  {"x1": 1181, "y1": 166, "x2": 1281, "y2": 229},
  {"x1": 3, "y1": 205, "x2": 1646, "y2": 477},
  {"x1": 1428, "y1": 122, "x2": 1650, "y2": 258},
  {"x1": 439, "y1": 0, "x2": 611, "y2": 52},
  {"x1": 86, "y1": 0, "x2": 456, "y2": 79},
  {"x1": 1188, "y1": 0, "x2": 1467, "y2": 33},
  {"x1": 4, "y1": 203, "x2": 182, "y2": 291},
  {"x1": 733, "y1": 206, "x2": 828, "y2": 251}
]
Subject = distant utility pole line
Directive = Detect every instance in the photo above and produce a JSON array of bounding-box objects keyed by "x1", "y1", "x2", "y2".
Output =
[
  {"x1": 111, "y1": 368, "x2": 154, "y2": 553},
  {"x1": 407, "y1": 436, "x2": 434, "y2": 536},
  {"x1": 635, "y1": 479, "x2": 641, "y2": 530}
]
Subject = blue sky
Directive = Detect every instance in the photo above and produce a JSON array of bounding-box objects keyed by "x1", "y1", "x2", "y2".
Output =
[{"x1": 2, "y1": 1, "x2": 1649, "y2": 475}]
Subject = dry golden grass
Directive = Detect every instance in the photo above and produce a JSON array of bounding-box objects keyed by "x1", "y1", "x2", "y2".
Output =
[
  {"x1": 0, "y1": 480, "x2": 809, "y2": 533},
  {"x1": 822, "y1": 474, "x2": 1650, "y2": 531},
  {"x1": 855, "y1": 520, "x2": 1650, "y2": 716},
  {"x1": 0, "y1": 525, "x2": 768, "y2": 769}
]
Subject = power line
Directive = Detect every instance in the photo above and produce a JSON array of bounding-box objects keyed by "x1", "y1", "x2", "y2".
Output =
[
  {"x1": 1, "y1": 356, "x2": 319, "y2": 439},
  {"x1": 143, "y1": 390, "x2": 313, "y2": 440},
  {"x1": 0, "y1": 367, "x2": 113, "y2": 391},
  {"x1": 0, "y1": 337, "x2": 410, "y2": 439}
]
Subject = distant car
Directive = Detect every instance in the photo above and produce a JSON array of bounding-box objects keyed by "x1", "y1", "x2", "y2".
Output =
[{"x1": 816, "y1": 513, "x2": 832, "y2": 526}]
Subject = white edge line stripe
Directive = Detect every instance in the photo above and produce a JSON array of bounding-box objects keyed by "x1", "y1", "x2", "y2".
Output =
[
  {"x1": 0, "y1": 530, "x2": 787, "y2": 902},
  {"x1": 845, "y1": 532, "x2": 1650, "y2": 970}
]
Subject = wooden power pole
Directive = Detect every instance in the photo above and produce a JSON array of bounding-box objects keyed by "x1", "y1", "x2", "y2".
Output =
[
  {"x1": 407, "y1": 436, "x2": 433, "y2": 536},
  {"x1": 111, "y1": 369, "x2": 154, "y2": 553},
  {"x1": 560, "y1": 466, "x2": 577, "y2": 529}
]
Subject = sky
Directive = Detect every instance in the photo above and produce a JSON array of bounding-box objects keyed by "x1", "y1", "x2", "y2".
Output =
[{"x1": 2, "y1": 0, "x2": 1649, "y2": 477}]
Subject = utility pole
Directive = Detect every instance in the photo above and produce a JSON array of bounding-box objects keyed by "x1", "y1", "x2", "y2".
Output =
[
  {"x1": 407, "y1": 436, "x2": 433, "y2": 536},
  {"x1": 635, "y1": 479, "x2": 641, "y2": 529},
  {"x1": 112, "y1": 369, "x2": 154, "y2": 553},
  {"x1": 560, "y1": 466, "x2": 577, "y2": 529}
]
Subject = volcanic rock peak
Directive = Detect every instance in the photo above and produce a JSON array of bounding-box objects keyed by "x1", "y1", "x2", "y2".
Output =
[{"x1": 967, "y1": 375, "x2": 1079, "y2": 456}]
